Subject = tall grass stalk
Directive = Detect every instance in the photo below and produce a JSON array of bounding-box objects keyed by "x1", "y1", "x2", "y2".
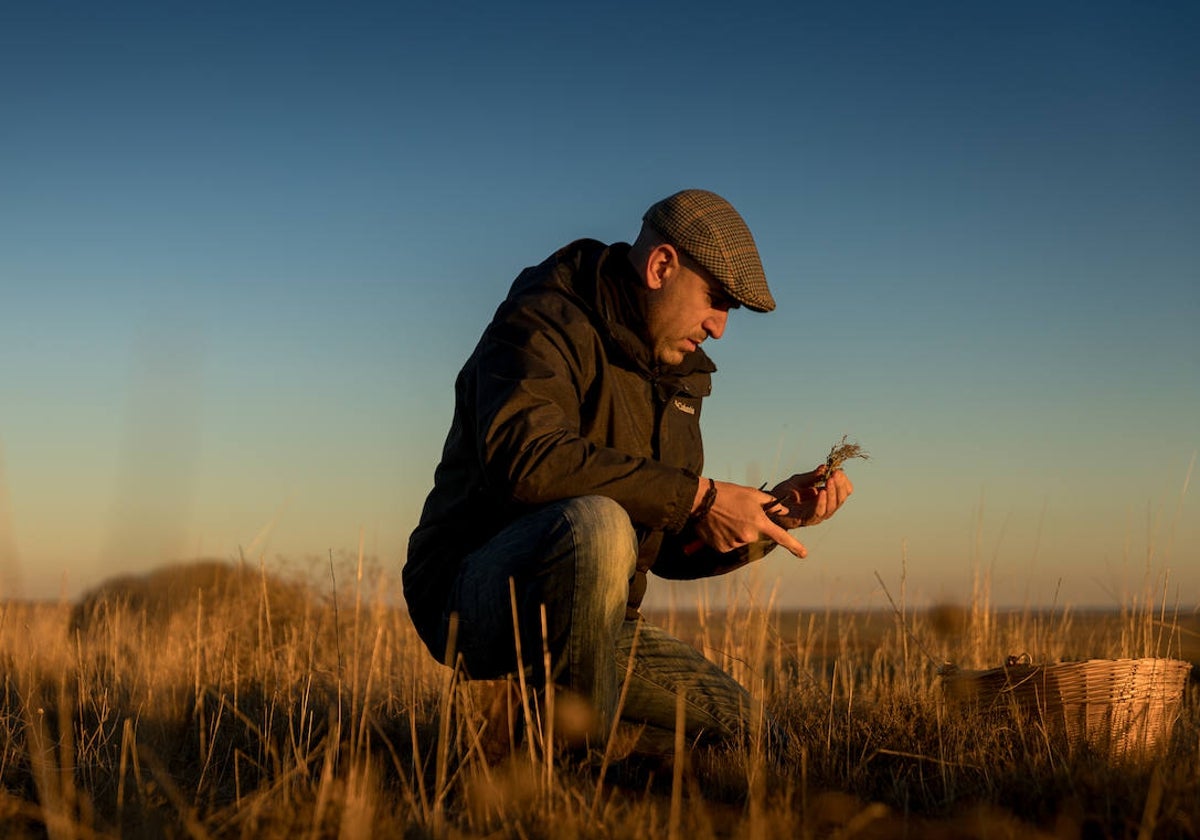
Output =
[{"x1": 0, "y1": 554, "x2": 1195, "y2": 838}]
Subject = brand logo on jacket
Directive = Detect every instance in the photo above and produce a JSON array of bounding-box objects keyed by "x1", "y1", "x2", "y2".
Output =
[{"x1": 672, "y1": 397, "x2": 696, "y2": 415}]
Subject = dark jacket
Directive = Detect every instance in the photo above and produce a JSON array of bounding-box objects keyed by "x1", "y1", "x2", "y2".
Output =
[{"x1": 404, "y1": 239, "x2": 760, "y2": 653}]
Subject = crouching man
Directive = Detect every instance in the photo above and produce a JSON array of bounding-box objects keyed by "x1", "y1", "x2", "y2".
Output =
[{"x1": 404, "y1": 189, "x2": 853, "y2": 753}]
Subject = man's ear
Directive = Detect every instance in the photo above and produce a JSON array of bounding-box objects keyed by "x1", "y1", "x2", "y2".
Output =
[{"x1": 643, "y1": 243, "x2": 680, "y2": 291}]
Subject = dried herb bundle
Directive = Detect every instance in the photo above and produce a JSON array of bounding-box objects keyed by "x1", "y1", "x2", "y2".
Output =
[{"x1": 825, "y1": 434, "x2": 869, "y2": 473}]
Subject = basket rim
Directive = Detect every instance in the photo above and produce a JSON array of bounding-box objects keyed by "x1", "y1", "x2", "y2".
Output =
[{"x1": 938, "y1": 656, "x2": 1193, "y2": 677}]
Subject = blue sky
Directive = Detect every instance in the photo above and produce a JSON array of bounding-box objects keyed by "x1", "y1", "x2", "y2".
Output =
[{"x1": 1, "y1": 1, "x2": 1196, "y2": 609}]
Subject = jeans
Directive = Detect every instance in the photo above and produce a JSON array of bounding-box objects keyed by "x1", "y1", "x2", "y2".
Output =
[{"x1": 436, "y1": 495, "x2": 768, "y2": 748}]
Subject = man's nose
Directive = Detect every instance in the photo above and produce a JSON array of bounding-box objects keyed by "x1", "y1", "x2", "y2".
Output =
[{"x1": 704, "y1": 309, "x2": 728, "y2": 340}]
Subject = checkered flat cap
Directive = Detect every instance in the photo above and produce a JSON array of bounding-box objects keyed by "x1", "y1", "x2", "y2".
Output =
[{"x1": 643, "y1": 189, "x2": 775, "y2": 312}]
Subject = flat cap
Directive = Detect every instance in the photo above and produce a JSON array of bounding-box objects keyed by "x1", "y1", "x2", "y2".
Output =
[{"x1": 642, "y1": 189, "x2": 775, "y2": 312}]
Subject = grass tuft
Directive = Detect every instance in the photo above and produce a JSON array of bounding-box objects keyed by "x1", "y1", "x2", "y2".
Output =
[{"x1": 0, "y1": 556, "x2": 1196, "y2": 838}]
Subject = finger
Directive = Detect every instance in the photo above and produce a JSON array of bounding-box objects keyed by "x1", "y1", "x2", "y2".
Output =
[
  {"x1": 763, "y1": 502, "x2": 789, "y2": 523},
  {"x1": 767, "y1": 483, "x2": 793, "y2": 504},
  {"x1": 761, "y1": 491, "x2": 789, "y2": 511},
  {"x1": 773, "y1": 469, "x2": 823, "y2": 498},
  {"x1": 791, "y1": 467, "x2": 825, "y2": 484},
  {"x1": 754, "y1": 490, "x2": 793, "y2": 522},
  {"x1": 754, "y1": 488, "x2": 784, "y2": 507},
  {"x1": 811, "y1": 487, "x2": 828, "y2": 521},
  {"x1": 823, "y1": 479, "x2": 843, "y2": 513},
  {"x1": 827, "y1": 470, "x2": 853, "y2": 509},
  {"x1": 767, "y1": 524, "x2": 808, "y2": 559}
]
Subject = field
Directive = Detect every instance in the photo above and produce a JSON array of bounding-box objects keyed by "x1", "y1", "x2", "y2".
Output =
[{"x1": 1, "y1": 558, "x2": 1197, "y2": 839}]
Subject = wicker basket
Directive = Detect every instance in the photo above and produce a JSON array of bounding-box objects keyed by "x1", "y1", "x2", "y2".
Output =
[{"x1": 939, "y1": 657, "x2": 1192, "y2": 761}]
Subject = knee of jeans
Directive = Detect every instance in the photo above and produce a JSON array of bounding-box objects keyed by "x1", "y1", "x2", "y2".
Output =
[{"x1": 560, "y1": 495, "x2": 638, "y2": 585}]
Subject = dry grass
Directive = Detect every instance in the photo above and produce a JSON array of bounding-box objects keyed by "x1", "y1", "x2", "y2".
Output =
[
  {"x1": 824, "y1": 436, "x2": 869, "y2": 473},
  {"x1": 1, "y1": 556, "x2": 1197, "y2": 839}
]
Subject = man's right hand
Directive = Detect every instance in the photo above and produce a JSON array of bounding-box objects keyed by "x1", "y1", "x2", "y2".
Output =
[{"x1": 691, "y1": 479, "x2": 808, "y2": 559}]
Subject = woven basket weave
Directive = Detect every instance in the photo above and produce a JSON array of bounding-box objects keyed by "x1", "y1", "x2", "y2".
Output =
[{"x1": 939, "y1": 657, "x2": 1192, "y2": 761}]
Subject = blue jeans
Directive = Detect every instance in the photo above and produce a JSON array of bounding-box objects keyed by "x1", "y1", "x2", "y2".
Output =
[{"x1": 437, "y1": 495, "x2": 769, "y2": 748}]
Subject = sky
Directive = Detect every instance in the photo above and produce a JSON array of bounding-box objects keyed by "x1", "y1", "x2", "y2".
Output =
[{"x1": 1, "y1": 1, "x2": 1196, "y2": 611}]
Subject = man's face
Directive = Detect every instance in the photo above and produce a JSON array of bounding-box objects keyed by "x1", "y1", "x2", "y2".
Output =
[{"x1": 643, "y1": 256, "x2": 737, "y2": 367}]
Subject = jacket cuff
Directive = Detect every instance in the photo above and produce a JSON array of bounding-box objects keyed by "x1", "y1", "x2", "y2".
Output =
[{"x1": 665, "y1": 470, "x2": 702, "y2": 533}]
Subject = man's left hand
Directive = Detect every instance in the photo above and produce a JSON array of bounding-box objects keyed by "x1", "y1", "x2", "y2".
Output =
[{"x1": 764, "y1": 466, "x2": 853, "y2": 529}]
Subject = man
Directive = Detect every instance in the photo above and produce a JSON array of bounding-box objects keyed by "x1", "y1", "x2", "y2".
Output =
[{"x1": 404, "y1": 189, "x2": 853, "y2": 752}]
